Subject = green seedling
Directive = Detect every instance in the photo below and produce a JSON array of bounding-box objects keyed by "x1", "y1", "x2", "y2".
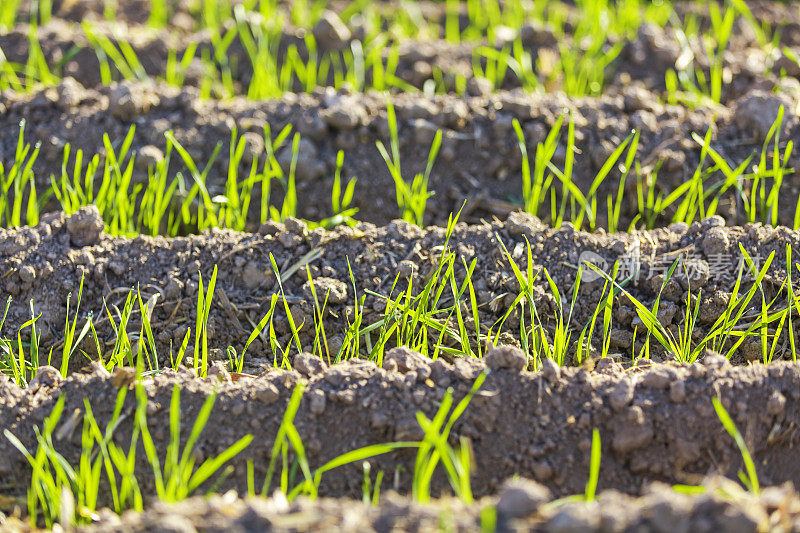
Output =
[
  {"x1": 585, "y1": 428, "x2": 601, "y2": 501},
  {"x1": 1, "y1": 120, "x2": 43, "y2": 228},
  {"x1": 136, "y1": 383, "x2": 254, "y2": 502},
  {"x1": 194, "y1": 265, "x2": 218, "y2": 377},
  {"x1": 712, "y1": 396, "x2": 759, "y2": 494},
  {"x1": 377, "y1": 98, "x2": 442, "y2": 227}
]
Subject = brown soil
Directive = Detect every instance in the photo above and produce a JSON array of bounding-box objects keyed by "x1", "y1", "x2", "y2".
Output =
[
  {"x1": 5, "y1": 476, "x2": 796, "y2": 532},
  {"x1": 2, "y1": 210, "x2": 800, "y2": 369},
  {"x1": 4, "y1": 3, "x2": 800, "y2": 529},
  {"x1": 1, "y1": 355, "x2": 799, "y2": 507},
  {"x1": 2, "y1": 80, "x2": 799, "y2": 230}
]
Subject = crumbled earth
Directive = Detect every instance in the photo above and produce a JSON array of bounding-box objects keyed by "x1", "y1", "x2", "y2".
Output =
[
  {"x1": 2, "y1": 355, "x2": 800, "y2": 507},
  {"x1": 4, "y1": 476, "x2": 798, "y2": 532},
  {"x1": 4, "y1": 2, "x2": 800, "y2": 530},
  {"x1": 2, "y1": 210, "x2": 800, "y2": 369},
  {"x1": 2, "y1": 79, "x2": 799, "y2": 228}
]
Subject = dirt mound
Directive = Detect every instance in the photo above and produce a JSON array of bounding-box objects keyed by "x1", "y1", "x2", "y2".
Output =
[
  {"x1": 4, "y1": 477, "x2": 786, "y2": 532},
  {"x1": 1, "y1": 356, "x2": 799, "y2": 505},
  {"x1": 2, "y1": 212, "x2": 800, "y2": 369},
  {"x1": 3, "y1": 81, "x2": 799, "y2": 229}
]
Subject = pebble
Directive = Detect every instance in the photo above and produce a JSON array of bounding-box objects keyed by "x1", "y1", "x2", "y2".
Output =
[
  {"x1": 310, "y1": 389, "x2": 326, "y2": 414},
  {"x1": 255, "y1": 383, "x2": 280, "y2": 404},
  {"x1": 497, "y1": 478, "x2": 551, "y2": 519}
]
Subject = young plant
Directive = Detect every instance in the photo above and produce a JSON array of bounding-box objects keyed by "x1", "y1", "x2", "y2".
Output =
[
  {"x1": 412, "y1": 371, "x2": 487, "y2": 503},
  {"x1": 193, "y1": 265, "x2": 218, "y2": 377},
  {"x1": 513, "y1": 114, "x2": 563, "y2": 219},
  {"x1": 376, "y1": 98, "x2": 442, "y2": 226},
  {"x1": 136, "y1": 383, "x2": 254, "y2": 502},
  {"x1": 318, "y1": 150, "x2": 358, "y2": 229},
  {"x1": 712, "y1": 396, "x2": 759, "y2": 494},
  {"x1": 585, "y1": 428, "x2": 601, "y2": 501},
  {"x1": 1, "y1": 120, "x2": 43, "y2": 228}
]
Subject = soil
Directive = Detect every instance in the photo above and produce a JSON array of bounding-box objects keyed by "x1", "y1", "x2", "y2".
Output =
[
  {"x1": 4, "y1": 2, "x2": 800, "y2": 99},
  {"x1": 2, "y1": 79, "x2": 800, "y2": 231},
  {"x1": 2, "y1": 210, "x2": 800, "y2": 369},
  {"x1": 1, "y1": 355, "x2": 800, "y2": 514},
  {"x1": 4, "y1": 1, "x2": 800, "y2": 231},
  {"x1": 6, "y1": 476, "x2": 797, "y2": 532},
  {"x1": 5, "y1": 2, "x2": 800, "y2": 530}
]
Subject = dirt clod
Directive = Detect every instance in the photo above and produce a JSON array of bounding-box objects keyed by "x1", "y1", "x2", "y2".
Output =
[
  {"x1": 294, "y1": 353, "x2": 328, "y2": 378},
  {"x1": 108, "y1": 81, "x2": 157, "y2": 121},
  {"x1": 734, "y1": 89, "x2": 798, "y2": 141},
  {"x1": 310, "y1": 388, "x2": 326, "y2": 414},
  {"x1": 207, "y1": 362, "x2": 231, "y2": 383},
  {"x1": 608, "y1": 378, "x2": 635, "y2": 411},
  {"x1": 302, "y1": 277, "x2": 348, "y2": 304},
  {"x1": 383, "y1": 347, "x2": 432, "y2": 381},
  {"x1": 312, "y1": 10, "x2": 351, "y2": 51},
  {"x1": 254, "y1": 381, "x2": 280, "y2": 405},
  {"x1": 66, "y1": 205, "x2": 104, "y2": 246},
  {"x1": 27, "y1": 365, "x2": 62, "y2": 389},
  {"x1": 496, "y1": 478, "x2": 551, "y2": 519},
  {"x1": 485, "y1": 344, "x2": 528, "y2": 371},
  {"x1": 541, "y1": 358, "x2": 561, "y2": 381}
]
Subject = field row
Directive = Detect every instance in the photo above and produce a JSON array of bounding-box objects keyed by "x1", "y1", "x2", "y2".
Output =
[
  {"x1": 61, "y1": 480, "x2": 800, "y2": 533},
  {"x1": 2, "y1": 208, "x2": 800, "y2": 381},
  {"x1": 1, "y1": 353, "x2": 797, "y2": 508},
  {"x1": 1, "y1": 81, "x2": 798, "y2": 234},
  {"x1": 1, "y1": 1, "x2": 798, "y2": 102}
]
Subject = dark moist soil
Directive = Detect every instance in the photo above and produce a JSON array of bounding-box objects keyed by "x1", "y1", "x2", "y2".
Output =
[
  {"x1": 1, "y1": 354, "x2": 800, "y2": 511},
  {"x1": 6, "y1": 476, "x2": 797, "y2": 532},
  {"x1": 2, "y1": 80, "x2": 800, "y2": 230},
  {"x1": 2, "y1": 210, "x2": 800, "y2": 370}
]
